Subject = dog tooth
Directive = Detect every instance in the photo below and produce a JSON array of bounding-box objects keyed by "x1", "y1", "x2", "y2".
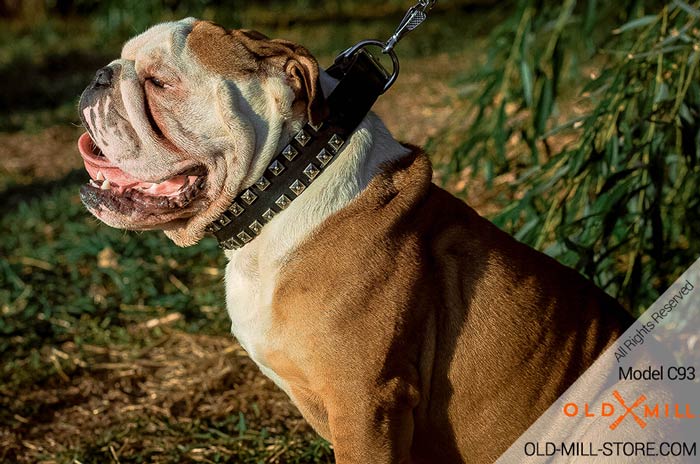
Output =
[
  {"x1": 96, "y1": 171, "x2": 105, "y2": 181},
  {"x1": 101, "y1": 180, "x2": 111, "y2": 190}
]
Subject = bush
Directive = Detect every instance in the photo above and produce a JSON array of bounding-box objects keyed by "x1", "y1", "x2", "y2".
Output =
[{"x1": 451, "y1": 0, "x2": 700, "y2": 313}]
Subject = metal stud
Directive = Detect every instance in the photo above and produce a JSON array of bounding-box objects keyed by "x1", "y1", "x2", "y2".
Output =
[
  {"x1": 241, "y1": 189, "x2": 257, "y2": 205},
  {"x1": 237, "y1": 231, "x2": 253, "y2": 243},
  {"x1": 228, "y1": 202, "x2": 245, "y2": 217},
  {"x1": 303, "y1": 163, "x2": 321, "y2": 181},
  {"x1": 316, "y1": 148, "x2": 333, "y2": 166},
  {"x1": 282, "y1": 145, "x2": 299, "y2": 161},
  {"x1": 275, "y1": 194, "x2": 291, "y2": 210},
  {"x1": 295, "y1": 129, "x2": 311, "y2": 146},
  {"x1": 268, "y1": 160, "x2": 285, "y2": 176},
  {"x1": 218, "y1": 213, "x2": 232, "y2": 227},
  {"x1": 289, "y1": 179, "x2": 306, "y2": 196},
  {"x1": 205, "y1": 222, "x2": 221, "y2": 233},
  {"x1": 328, "y1": 134, "x2": 345, "y2": 152},
  {"x1": 249, "y1": 220, "x2": 263, "y2": 235},
  {"x1": 262, "y1": 209, "x2": 276, "y2": 222},
  {"x1": 308, "y1": 121, "x2": 323, "y2": 132},
  {"x1": 220, "y1": 237, "x2": 240, "y2": 250},
  {"x1": 255, "y1": 176, "x2": 271, "y2": 191}
]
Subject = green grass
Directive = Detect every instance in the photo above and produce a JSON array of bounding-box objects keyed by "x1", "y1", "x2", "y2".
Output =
[
  {"x1": 0, "y1": 3, "x2": 488, "y2": 461},
  {"x1": 40, "y1": 416, "x2": 334, "y2": 464},
  {"x1": 0, "y1": 2, "x2": 485, "y2": 132},
  {"x1": 4, "y1": 2, "x2": 697, "y2": 461},
  {"x1": 0, "y1": 179, "x2": 226, "y2": 350},
  {"x1": 0, "y1": 174, "x2": 336, "y2": 462},
  {"x1": 0, "y1": 173, "x2": 225, "y2": 389},
  {"x1": 0, "y1": 0, "x2": 481, "y2": 353}
]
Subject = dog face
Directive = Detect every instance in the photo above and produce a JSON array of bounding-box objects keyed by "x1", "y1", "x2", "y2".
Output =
[{"x1": 78, "y1": 18, "x2": 325, "y2": 246}]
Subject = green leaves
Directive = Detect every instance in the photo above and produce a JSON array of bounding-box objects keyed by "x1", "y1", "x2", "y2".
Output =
[
  {"x1": 673, "y1": 0, "x2": 700, "y2": 18},
  {"x1": 612, "y1": 15, "x2": 659, "y2": 34},
  {"x1": 450, "y1": 0, "x2": 700, "y2": 313},
  {"x1": 520, "y1": 60, "x2": 534, "y2": 107}
]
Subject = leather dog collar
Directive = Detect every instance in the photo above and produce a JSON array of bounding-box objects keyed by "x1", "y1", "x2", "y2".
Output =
[{"x1": 207, "y1": 47, "x2": 396, "y2": 250}]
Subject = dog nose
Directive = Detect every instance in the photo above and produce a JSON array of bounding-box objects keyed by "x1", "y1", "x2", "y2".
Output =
[{"x1": 94, "y1": 66, "x2": 113, "y2": 87}]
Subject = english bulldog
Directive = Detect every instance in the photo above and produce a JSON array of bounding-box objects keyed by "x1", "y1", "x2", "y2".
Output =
[{"x1": 77, "y1": 18, "x2": 633, "y2": 463}]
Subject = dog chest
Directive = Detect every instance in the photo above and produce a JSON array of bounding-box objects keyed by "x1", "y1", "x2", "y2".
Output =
[{"x1": 224, "y1": 259, "x2": 292, "y2": 394}]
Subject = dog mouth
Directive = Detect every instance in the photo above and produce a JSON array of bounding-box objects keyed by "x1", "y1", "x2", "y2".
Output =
[{"x1": 77, "y1": 132, "x2": 207, "y2": 222}]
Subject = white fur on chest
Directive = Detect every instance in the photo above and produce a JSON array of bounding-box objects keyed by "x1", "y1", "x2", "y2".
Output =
[
  {"x1": 224, "y1": 255, "x2": 290, "y2": 391},
  {"x1": 223, "y1": 113, "x2": 411, "y2": 395}
]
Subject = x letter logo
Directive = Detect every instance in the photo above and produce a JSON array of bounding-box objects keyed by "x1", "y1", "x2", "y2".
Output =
[{"x1": 609, "y1": 390, "x2": 647, "y2": 430}]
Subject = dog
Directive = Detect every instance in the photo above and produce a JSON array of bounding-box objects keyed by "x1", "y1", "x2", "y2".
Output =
[{"x1": 77, "y1": 18, "x2": 634, "y2": 463}]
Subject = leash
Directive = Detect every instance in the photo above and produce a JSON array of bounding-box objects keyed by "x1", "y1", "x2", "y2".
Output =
[{"x1": 209, "y1": 0, "x2": 437, "y2": 250}]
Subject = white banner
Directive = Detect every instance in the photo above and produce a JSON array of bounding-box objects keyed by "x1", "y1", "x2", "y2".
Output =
[{"x1": 497, "y1": 258, "x2": 700, "y2": 463}]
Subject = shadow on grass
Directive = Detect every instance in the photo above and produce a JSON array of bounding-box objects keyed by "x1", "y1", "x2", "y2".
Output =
[{"x1": 0, "y1": 169, "x2": 88, "y2": 215}]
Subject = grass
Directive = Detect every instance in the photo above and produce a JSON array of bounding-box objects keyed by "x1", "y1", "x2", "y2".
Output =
[
  {"x1": 0, "y1": 152, "x2": 330, "y2": 463},
  {"x1": 6, "y1": 2, "x2": 689, "y2": 461},
  {"x1": 0, "y1": 3, "x2": 484, "y2": 462},
  {"x1": 0, "y1": 1, "x2": 487, "y2": 132}
]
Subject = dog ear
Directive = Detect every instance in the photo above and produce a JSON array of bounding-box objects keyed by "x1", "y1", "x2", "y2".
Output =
[
  {"x1": 282, "y1": 49, "x2": 329, "y2": 127},
  {"x1": 188, "y1": 22, "x2": 328, "y2": 126}
]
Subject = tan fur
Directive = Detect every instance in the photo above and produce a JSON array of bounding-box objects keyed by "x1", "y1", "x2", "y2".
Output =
[
  {"x1": 80, "y1": 19, "x2": 327, "y2": 246},
  {"x1": 262, "y1": 149, "x2": 632, "y2": 463},
  {"x1": 83, "y1": 20, "x2": 634, "y2": 462},
  {"x1": 187, "y1": 21, "x2": 327, "y2": 124}
]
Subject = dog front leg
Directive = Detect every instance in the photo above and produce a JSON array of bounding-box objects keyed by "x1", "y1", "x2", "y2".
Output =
[{"x1": 327, "y1": 380, "x2": 418, "y2": 464}]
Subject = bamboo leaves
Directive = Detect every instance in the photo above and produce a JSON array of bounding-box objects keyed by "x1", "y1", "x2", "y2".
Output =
[{"x1": 451, "y1": 0, "x2": 700, "y2": 313}]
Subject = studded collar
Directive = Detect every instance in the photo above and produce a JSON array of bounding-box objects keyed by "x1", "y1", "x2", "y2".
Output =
[{"x1": 207, "y1": 49, "x2": 393, "y2": 250}]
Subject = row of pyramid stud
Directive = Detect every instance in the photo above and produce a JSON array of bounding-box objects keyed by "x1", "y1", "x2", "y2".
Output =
[{"x1": 213, "y1": 128, "x2": 346, "y2": 249}]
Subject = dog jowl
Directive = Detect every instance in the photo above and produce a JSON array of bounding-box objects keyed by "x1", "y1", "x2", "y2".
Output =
[
  {"x1": 77, "y1": 18, "x2": 323, "y2": 246},
  {"x1": 78, "y1": 18, "x2": 634, "y2": 464}
]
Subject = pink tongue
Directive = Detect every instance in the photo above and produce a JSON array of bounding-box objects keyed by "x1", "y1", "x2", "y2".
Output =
[
  {"x1": 83, "y1": 160, "x2": 142, "y2": 186},
  {"x1": 78, "y1": 132, "x2": 190, "y2": 195},
  {"x1": 147, "y1": 177, "x2": 191, "y2": 195}
]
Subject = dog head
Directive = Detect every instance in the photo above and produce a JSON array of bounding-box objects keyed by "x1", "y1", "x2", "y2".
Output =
[{"x1": 78, "y1": 18, "x2": 326, "y2": 246}]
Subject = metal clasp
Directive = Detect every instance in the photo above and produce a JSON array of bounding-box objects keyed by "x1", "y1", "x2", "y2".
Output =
[
  {"x1": 383, "y1": 0, "x2": 437, "y2": 53},
  {"x1": 334, "y1": 40, "x2": 400, "y2": 94},
  {"x1": 330, "y1": 1, "x2": 437, "y2": 94}
]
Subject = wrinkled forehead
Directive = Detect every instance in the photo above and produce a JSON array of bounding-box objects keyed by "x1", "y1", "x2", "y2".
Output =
[
  {"x1": 119, "y1": 18, "x2": 281, "y2": 80},
  {"x1": 121, "y1": 17, "x2": 196, "y2": 62}
]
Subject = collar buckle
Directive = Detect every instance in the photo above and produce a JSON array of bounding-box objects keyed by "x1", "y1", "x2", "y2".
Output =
[{"x1": 209, "y1": 2, "x2": 438, "y2": 250}]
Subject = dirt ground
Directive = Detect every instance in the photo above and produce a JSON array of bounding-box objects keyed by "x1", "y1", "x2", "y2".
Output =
[
  {"x1": 1, "y1": 331, "x2": 311, "y2": 463},
  {"x1": 0, "y1": 50, "x2": 474, "y2": 463}
]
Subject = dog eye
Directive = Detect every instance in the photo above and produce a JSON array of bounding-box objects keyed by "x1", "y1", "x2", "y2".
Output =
[{"x1": 147, "y1": 77, "x2": 167, "y2": 89}]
